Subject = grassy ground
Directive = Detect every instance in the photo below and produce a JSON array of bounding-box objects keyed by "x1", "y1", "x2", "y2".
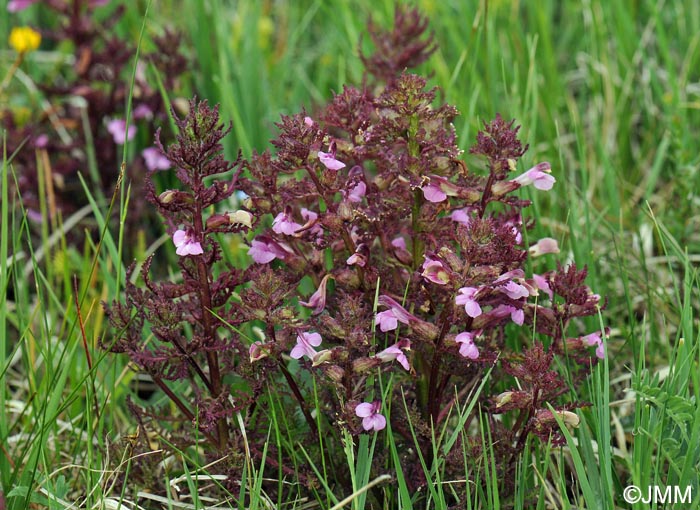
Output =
[{"x1": 2, "y1": 0, "x2": 700, "y2": 508}]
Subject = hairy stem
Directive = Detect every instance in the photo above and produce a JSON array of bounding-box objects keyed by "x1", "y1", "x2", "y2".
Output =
[{"x1": 193, "y1": 201, "x2": 228, "y2": 449}]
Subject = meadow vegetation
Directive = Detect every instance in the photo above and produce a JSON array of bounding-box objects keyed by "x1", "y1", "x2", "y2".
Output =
[{"x1": 2, "y1": 1, "x2": 699, "y2": 508}]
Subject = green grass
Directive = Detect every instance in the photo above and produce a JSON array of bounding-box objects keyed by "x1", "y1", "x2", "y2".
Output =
[{"x1": 2, "y1": 0, "x2": 700, "y2": 508}]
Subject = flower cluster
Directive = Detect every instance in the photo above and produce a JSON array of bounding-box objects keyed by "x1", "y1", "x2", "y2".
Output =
[{"x1": 105, "y1": 5, "x2": 606, "y2": 500}]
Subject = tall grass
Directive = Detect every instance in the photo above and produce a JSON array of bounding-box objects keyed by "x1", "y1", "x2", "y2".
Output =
[{"x1": 2, "y1": 0, "x2": 700, "y2": 507}]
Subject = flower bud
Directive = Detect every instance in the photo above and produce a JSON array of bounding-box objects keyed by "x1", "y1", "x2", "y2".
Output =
[
  {"x1": 312, "y1": 349, "x2": 333, "y2": 366},
  {"x1": 352, "y1": 356, "x2": 382, "y2": 373},
  {"x1": 228, "y1": 210, "x2": 253, "y2": 228},
  {"x1": 494, "y1": 391, "x2": 513, "y2": 408},
  {"x1": 411, "y1": 319, "x2": 439, "y2": 342},
  {"x1": 333, "y1": 269, "x2": 360, "y2": 289},
  {"x1": 325, "y1": 365, "x2": 345, "y2": 382},
  {"x1": 438, "y1": 246, "x2": 462, "y2": 273},
  {"x1": 338, "y1": 200, "x2": 354, "y2": 221},
  {"x1": 373, "y1": 173, "x2": 394, "y2": 191},
  {"x1": 320, "y1": 213, "x2": 343, "y2": 232},
  {"x1": 205, "y1": 214, "x2": 229, "y2": 229},
  {"x1": 158, "y1": 190, "x2": 192, "y2": 205},
  {"x1": 249, "y1": 341, "x2": 269, "y2": 363},
  {"x1": 320, "y1": 315, "x2": 347, "y2": 339},
  {"x1": 490, "y1": 179, "x2": 519, "y2": 197}
]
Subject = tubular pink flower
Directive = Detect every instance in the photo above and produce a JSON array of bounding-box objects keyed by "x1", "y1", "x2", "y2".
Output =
[
  {"x1": 421, "y1": 182, "x2": 446, "y2": 202},
  {"x1": 272, "y1": 210, "x2": 302, "y2": 235},
  {"x1": 505, "y1": 217, "x2": 523, "y2": 243},
  {"x1": 450, "y1": 208, "x2": 472, "y2": 226},
  {"x1": 582, "y1": 331, "x2": 605, "y2": 359},
  {"x1": 455, "y1": 331, "x2": 479, "y2": 359},
  {"x1": 173, "y1": 230, "x2": 203, "y2": 256},
  {"x1": 355, "y1": 401, "x2": 386, "y2": 432},
  {"x1": 391, "y1": 237, "x2": 407, "y2": 250},
  {"x1": 456, "y1": 287, "x2": 482, "y2": 318},
  {"x1": 492, "y1": 304, "x2": 524, "y2": 325},
  {"x1": 347, "y1": 181, "x2": 367, "y2": 203},
  {"x1": 532, "y1": 274, "x2": 554, "y2": 300},
  {"x1": 296, "y1": 208, "x2": 323, "y2": 238},
  {"x1": 347, "y1": 243, "x2": 368, "y2": 267},
  {"x1": 300, "y1": 274, "x2": 333, "y2": 315},
  {"x1": 107, "y1": 118, "x2": 136, "y2": 145},
  {"x1": 248, "y1": 236, "x2": 291, "y2": 264},
  {"x1": 529, "y1": 237, "x2": 560, "y2": 257},
  {"x1": 318, "y1": 151, "x2": 346, "y2": 171},
  {"x1": 375, "y1": 310, "x2": 399, "y2": 332},
  {"x1": 421, "y1": 257, "x2": 449, "y2": 285},
  {"x1": 511, "y1": 162, "x2": 555, "y2": 190},
  {"x1": 249, "y1": 341, "x2": 269, "y2": 362},
  {"x1": 290, "y1": 332, "x2": 323, "y2": 360},
  {"x1": 377, "y1": 295, "x2": 415, "y2": 325},
  {"x1": 421, "y1": 175, "x2": 460, "y2": 203},
  {"x1": 501, "y1": 281, "x2": 530, "y2": 300},
  {"x1": 375, "y1": 339, "x2": 411, "y2": 370},
  {"x1": 133, "y1": 103, "x2": 153, "y2": 120},
  {"x1": 493, "y1": 269, "x2": 526, "y2": 284},
  {"x1": 142, "y1": 147, "x2": 171, "y2": 171}
]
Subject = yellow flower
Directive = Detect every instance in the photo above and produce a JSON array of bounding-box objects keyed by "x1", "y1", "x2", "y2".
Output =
[{"x1": 9, "y1": 27, "x2": 41, "y2": 54}]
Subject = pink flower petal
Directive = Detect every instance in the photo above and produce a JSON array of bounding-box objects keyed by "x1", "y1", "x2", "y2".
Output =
[
  {"x1": 318, "y1": 151, "x2": 346, "y2": 171},
  {"x1": 421, "y1": 183, "x2": 447, "y2": 203}
]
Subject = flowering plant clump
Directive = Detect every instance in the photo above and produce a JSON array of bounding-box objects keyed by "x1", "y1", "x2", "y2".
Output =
[{"x1": 105, "y1": 6, "x2": 606, "y2": 502}]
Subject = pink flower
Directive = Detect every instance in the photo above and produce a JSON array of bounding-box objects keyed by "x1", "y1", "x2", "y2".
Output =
[
  {"x1": 248, "y1": 236, "x2": 291, "y2": 264},
  {"x1": 512, "y1": 162, "x2": 555, "y2": 191},
  {"x1": 375, "y1": 310, "x2": 398, "y2": 332},
  {"x1": 501, "y1": 281, "x2": 530, "y2": 300},
  {"x1": 391, "y1": 237, "x2": 407, "y2": 250},
  {"x1": 107, "y1": 119, "x2": 136, "y2": 145},
  {"x1": 375, "y1": 339, "x2": 411, "y2": 370},
  {"x1": 142, "y1": 147, "x2": 171, "y2": 171},
  {"x1": 582, "y1": 331, "x2": 605, "y2": 359},
  {"x1": 451, "y1": 208, "x2": 472, "y2": 226},
  {"x1": 90, "y1": 0, "x2": 110, "y2": 6},
  {"x1": 455, "y1": 331, "x2": 480, "y2": 359},
  {"x1": 133, "y1": 103, "x2": 153, "y2": 120},
  {"x1": 422, "y1": 182, "x2": 446, "y2": 202},
  {"x1": 304, "y1": 116, "x2": 314, "y2": 127},
  {"x1": 346, "y1": 181, "x2": 367, "y2": 203},
  {"x1": 378, "y1": 295, "x2": 416, "y2": 322},
  {"x1": 318, "y1": 151, "x2": 346, "y2": 171},
  {"x1": 492, "y1": 305, "x2": 524, "y2": 325},
  {"x1": 7, "y1": 0, "x2": 38, "y2": 12},
  {"x1": 532, "y1": 274, "x2": 554, "y2": 300},
  {"x1": 456, "y1": 287, "x2": 482, "y2": 318},
  {"x1": 420, "y1": 175, "x2": 460, "y2": 203},
  {"x1": 421, "y1": 257, "x2": 449, "y2": 285},
  {"x1": 173, "y1": 230, "x2": 203, "y2": 256},
  {"x1": 505, "y1": 216, "x2": 523, "y2": 243},
  {"x1": 347, "y1": 243, "x2": 368, "y2": 267},
  {"x1": 290, "y1": 332, "x2": 323, "y2": 360},
  {"x1": 272, "y1": 209, "x2": 302, "y2": 235},
  {"x1": 529, "y1": 237, "x2": 560, "y2": 257},
  {"x1": 300, "y1": 274, "x2": 333, "y2": 315},
  {"x1": 493, "y1": 269, "x2": 525, "y2": 284},
  {"x1": 355, "y1": 401, "x2": 386, "y2": 432},
  {"x1": 249, "y1": 341, "x2": 269, "y2": 362}
]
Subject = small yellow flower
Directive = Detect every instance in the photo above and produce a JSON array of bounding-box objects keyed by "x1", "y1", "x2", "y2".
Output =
[{"x1": 9, "y1": 27, "x2": 41, "y2": 54}]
